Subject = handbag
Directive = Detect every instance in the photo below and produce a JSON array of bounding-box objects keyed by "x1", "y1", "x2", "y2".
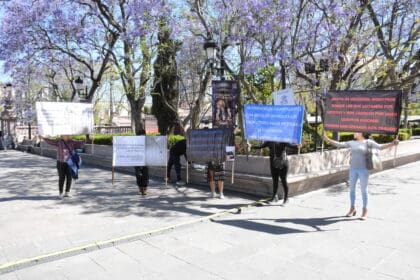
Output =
[
  {"x1": 272, "y1": 143, "x2": 287, "y2": 169},
  {"x1": 366, "y1": 141, "x2": 382, "y2": 171},
  {"x1": 63, "y1": 140, "x2": 82, "y2": 179}
]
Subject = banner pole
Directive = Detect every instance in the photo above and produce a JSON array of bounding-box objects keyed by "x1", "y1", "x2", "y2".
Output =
[
  {"x1": 112, "y1": 166, "x2": 115, "y2": 185},
  {"x1": 298, "y1": 146, "x2": 301, "y2": 155},
  {"x1": 393, "y1": 134, "x2": 398, "y2": 167},
  {"x1": 186, "y1": 162, "x2": 189, "y2": 184},
  {"x1": 231, "y1": 161, "x2": 235, "y2": 184},
  {"x1": 165, "y1": 165, "x2": 168, "y2": 188},
  {"x1": 92, "y1": 138, "x2": 95, "y2": 155}
]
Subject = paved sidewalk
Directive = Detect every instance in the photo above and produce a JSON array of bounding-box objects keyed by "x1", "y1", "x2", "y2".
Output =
[{"x1": 1, "y1": 151, "x2": 420, "y2": 279}]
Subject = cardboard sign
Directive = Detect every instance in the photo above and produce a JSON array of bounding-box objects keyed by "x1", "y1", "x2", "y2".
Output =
[
  {"x1": 112, "y1": 136, "x2": 146, "y2": 167},
  {"x1": 273, "y1": 89, "x2": 296, "y2": 105},
  {"x1": 146, "y1": 136, "x2": 167, "y2": 166},
  {"x1": 244, "y1": 104, "x2": 304, "y2": 144},
  {"x1": 324, "y1": 90, "x2": 402, "y2": 134},
  {"x1": 112, "y1": 136, "x2": 167, "y2": 167},
  {"x1": 36, "y1": 102, "x2": 93, "y2": 135},
  {"x1": 186, "y1": 128, "x2": 233, "y2": 164}
]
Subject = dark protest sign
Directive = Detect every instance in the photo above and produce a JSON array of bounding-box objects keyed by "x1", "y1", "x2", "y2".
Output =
[
  {"x1": 324, "y1": 90, "x2": 402, "y2": 135},
  {"x1": 186, "y1": 128, "x2": 233, "y2": 164},
  {"x1": 212, "y1": 80, "x2": 237, "y2": 128}
]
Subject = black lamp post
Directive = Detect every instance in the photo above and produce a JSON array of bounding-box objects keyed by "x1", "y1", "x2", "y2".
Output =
[
  {"x1": 74, "y1": 76, "x2": 88, "y2": 101},
  {"x1": 305, "y1": 59, "x2": 329, "y2": 152},
  {"x1": 203, "y1": 36, "x2": 226, "y2": 79}
]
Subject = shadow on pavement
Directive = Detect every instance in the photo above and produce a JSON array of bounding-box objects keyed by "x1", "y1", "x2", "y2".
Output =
[{"x1": 213, "y1": 215, "x2": 352, "y2": 235}]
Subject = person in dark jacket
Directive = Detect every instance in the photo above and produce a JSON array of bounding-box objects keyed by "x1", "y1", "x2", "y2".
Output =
[
  {"x1": 135, "y1": 166, "x2": 149, "y2": 196},
  {"x1": 251, "y1": 141, "x2": 300, "y2": 205},
  {"x1": 42, "y1": 135, "x2": 85, "y2": 198},
  {"x1": 167, "y1": 139, "x2": 187, "y2": 185}
]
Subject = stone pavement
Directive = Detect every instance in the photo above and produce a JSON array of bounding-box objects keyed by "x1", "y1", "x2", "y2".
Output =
[{"x1": 1, "y1": 151, "x2": 420, "y2": 279}]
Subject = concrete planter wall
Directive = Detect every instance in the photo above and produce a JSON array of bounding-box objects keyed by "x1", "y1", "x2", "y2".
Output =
[{"x1": 28, "y1": 139, "x2": 420, "y2": 197}]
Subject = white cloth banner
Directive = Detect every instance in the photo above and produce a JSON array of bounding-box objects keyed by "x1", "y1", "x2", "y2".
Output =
[
  {"x1": 36, "y1": 102, "x2": 93, "y2": 135},
  {"x1": 273, "y1": 89, "x2": 296, "y2": 105},
  {"x1": 113, "y1": 136, "x2": 146, "y2": 167},
  {"x1": 113, "y1": 136, "x2": 167, "y2": 167},
  {"x1": 146, "y1": 136, "x2": 168, "y2": 166}
]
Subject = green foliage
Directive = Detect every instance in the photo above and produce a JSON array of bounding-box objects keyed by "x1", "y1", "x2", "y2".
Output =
[
  {"x1": 412, "y1": 128, "x2": 420, "y2": 136},
  {"x1": 168, "y1": 135, "x2": 185, "y2": 149}
]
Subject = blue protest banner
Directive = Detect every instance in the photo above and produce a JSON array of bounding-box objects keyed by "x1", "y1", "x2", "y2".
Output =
[{"x1": 244, "y1": 105, "x2": 304, "y2": 144}]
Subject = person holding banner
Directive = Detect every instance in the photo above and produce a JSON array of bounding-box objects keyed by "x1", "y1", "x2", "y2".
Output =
[
  {"x1": 251, "y1": 142, "x2": 299, "y2": 205},
  {"x1": 323, "y1": 132, "x2": 399, "y2": 220},
  {"x1": 42, "y1": 135, "x2": 86, "y2": 198}
]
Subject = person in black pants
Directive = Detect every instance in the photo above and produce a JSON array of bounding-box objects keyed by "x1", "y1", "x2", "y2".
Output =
[
  {"x1": 133, "y1": 128, "x2": 149, "y2": 196},
  {"x1": 42, "y1": 135, "x2": 85, "y2": 198},
  {"x1": 167, "y1": 139, "x2": 187, "y2": 185},
  {"x1": 135, "y1": 166, "x2": 149, "y2": 195},
  {"x1": 251, "y1": 141, "x2": 300, "y2": 205}
]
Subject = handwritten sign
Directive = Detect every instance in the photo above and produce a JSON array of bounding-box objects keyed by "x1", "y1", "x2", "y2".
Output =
[
  {"x1": 113, "y1": 136, "x2": 146, "y2": 167},
  {"x1": 36, "y1": 102, "x2": 93, "y2": 135},
  {"x1": 145, "y1": 136, "x2": 167, "y2": 166}
]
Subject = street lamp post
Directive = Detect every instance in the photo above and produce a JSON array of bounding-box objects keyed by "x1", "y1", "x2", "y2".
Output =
[
  {"x1": 203, "y1": 36, "x2": 227, "y2": 79},
  {"x1": 74, "y1": 76, "x2": 88, "y2": 102},
  {"x1": 305, "y1": 59, "x2": 329, "y2": 152}
]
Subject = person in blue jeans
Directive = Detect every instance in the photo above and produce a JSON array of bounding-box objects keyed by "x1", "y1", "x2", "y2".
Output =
[{"x1": 323, "y1": 132, "x2": 398, "y2": 220}]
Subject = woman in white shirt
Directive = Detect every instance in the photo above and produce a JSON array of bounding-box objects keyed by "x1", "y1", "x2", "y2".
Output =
[{"x1": 323, "y1": 132, "x2": 398, "y2": 220}]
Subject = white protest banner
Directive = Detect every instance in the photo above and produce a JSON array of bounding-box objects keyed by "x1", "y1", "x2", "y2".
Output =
[
  {"x1": 273, "y1": 89, "x2": 296, "y2": 105},
  {"x1": 36, "y1": 102, "x2": 93, "y2": 135},
  {"x1": 146, "y1": 136, "x2": 167, "y2": 166},
  {"x1": 113, "y1": 136, "x2": 146, "y2": 167}
]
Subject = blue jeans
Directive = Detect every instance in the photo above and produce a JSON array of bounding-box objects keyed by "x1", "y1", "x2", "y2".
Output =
[{"x1": 349, "y1": 168, "x2": 370, "y2": 209}]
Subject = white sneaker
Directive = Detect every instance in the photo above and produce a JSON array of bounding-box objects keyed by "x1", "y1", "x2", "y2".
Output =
[
  {"x1": 219, "y1": 193, "x2": 225, "y2": 199},
  {"x1": 211, "y1": 192, "x2": 217, "y2": 198},
  {"x1": 176, "y1": 181, "x2": 186, "y2": 186},
  {"x1": 58, "y1": 193, "x2": 63, "y2": 199},
  {"x1": 63, "y1": 192, "x2": 70, "y2": 197},
  {"x1": 268, "y1": 195, "x2": 280, "y2": 205}
]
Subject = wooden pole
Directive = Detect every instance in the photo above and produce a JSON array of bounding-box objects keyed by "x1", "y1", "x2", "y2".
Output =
[
  {"x1": 165, "y1": 165, "x2": 168, "y2": 188},
  {"x1": 186, "y1": 162, "x2": 189, "y2": 184},
  {"x1": 112, "y1": 166, "x2": 115, "y2": 185},
  {"x1": 393, "y1": 134, "x2": 398, "y2": 167},
  {"x1": 231, "y1": 161, "x2": 235, "y2": 184}
]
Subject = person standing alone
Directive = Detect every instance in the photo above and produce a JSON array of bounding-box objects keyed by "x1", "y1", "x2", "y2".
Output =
[{"x1": 42, "y1": 135, "x2": 85, "y2": 198}]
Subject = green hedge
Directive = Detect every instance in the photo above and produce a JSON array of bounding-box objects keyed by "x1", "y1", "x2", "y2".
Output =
[{"x1": 413, "y1": 128, "x2": 420, "y2": 136}]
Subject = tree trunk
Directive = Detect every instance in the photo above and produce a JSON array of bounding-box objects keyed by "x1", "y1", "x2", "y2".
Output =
[{"x1": 129, "y1": 99, "x2": 145, "y2": 135}]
